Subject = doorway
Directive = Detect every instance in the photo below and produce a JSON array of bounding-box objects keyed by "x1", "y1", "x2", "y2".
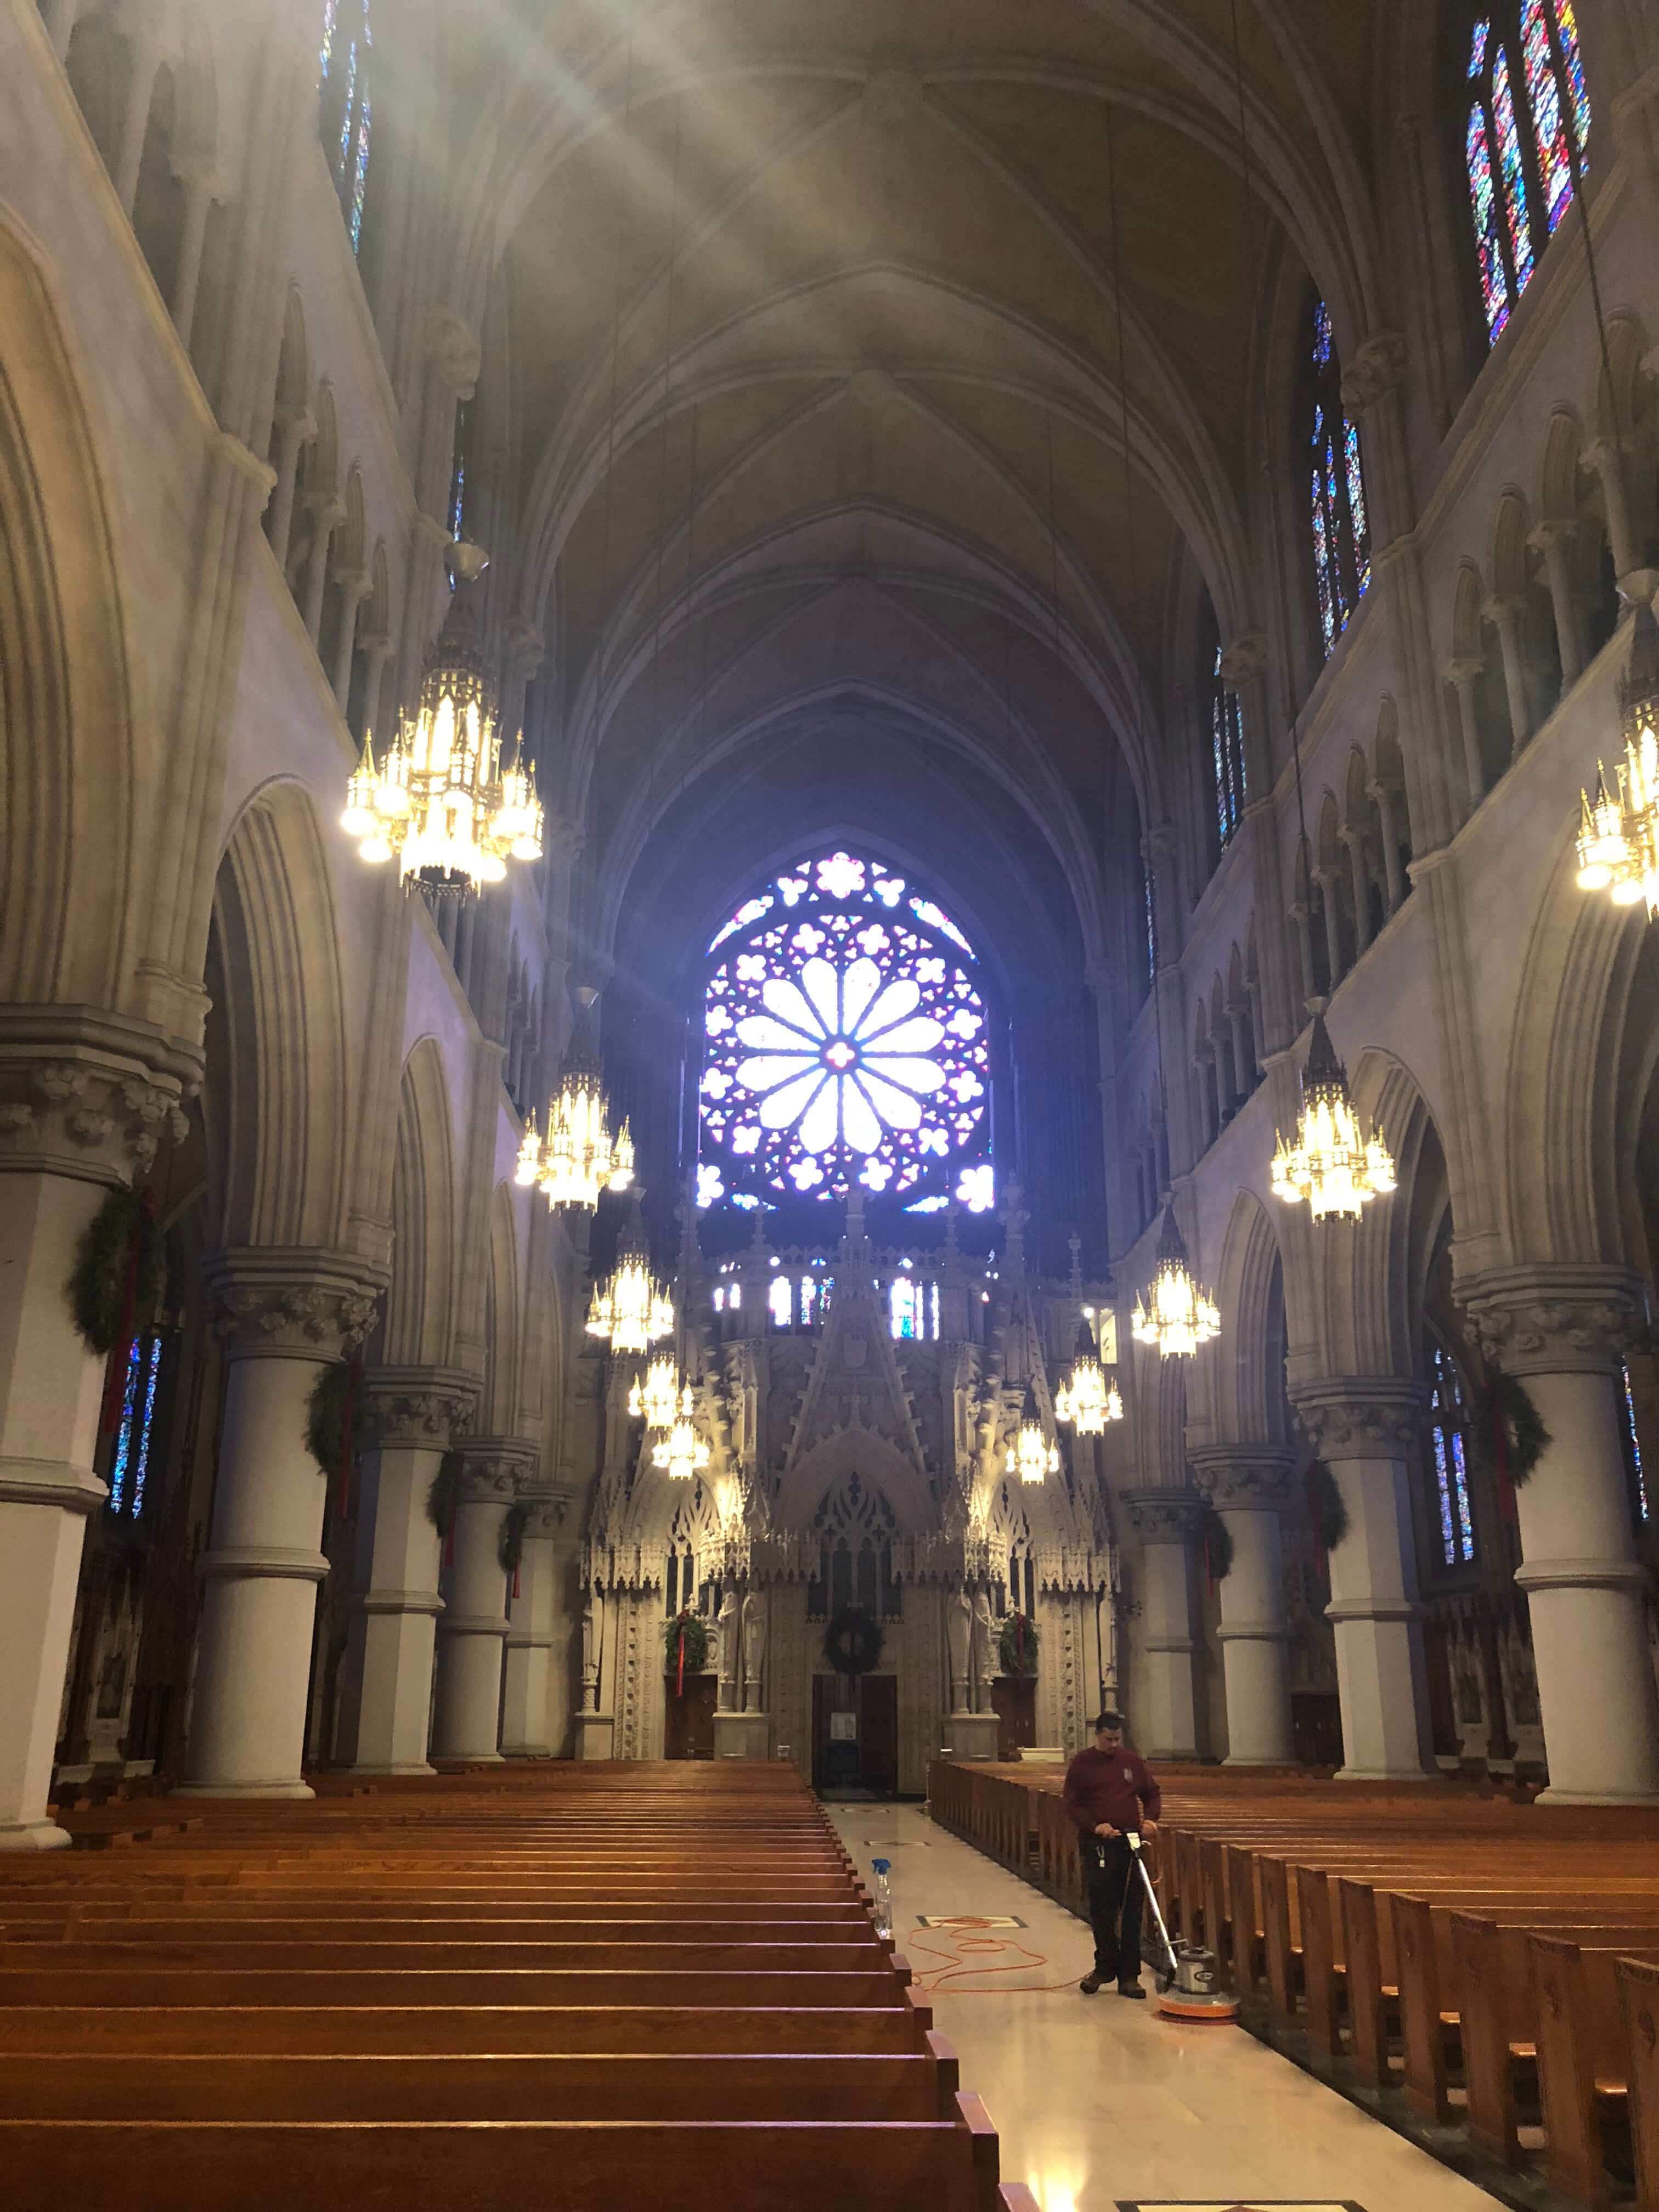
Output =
[
  {"x1": 812, "y1": 1673, "x2": 898, "y2": 1795},
  {"x1": 663, "y1": 1674, "x2": 716, "y2": 1759},
  {"x1": 992, "y1": 1677, "x2": 1036, "y2": 1762}
]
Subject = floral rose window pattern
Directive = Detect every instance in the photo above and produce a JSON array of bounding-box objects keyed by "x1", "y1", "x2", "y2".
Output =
[{"x1": 699, "y1": 852, "x2": 991, "y2": 1209}]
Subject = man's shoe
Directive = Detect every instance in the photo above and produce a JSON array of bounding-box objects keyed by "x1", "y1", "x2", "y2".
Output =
[
  {"x1": 1079, "y1": 1973, "x2": 1104, "y2": 1995},
  {"x1": 1117, "y1": 1980, "x2": 1147, "y2": 1999}
]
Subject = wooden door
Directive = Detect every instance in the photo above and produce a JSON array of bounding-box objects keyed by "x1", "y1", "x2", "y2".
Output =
[
  {"x1": 859, "y1": 1674, "x2": 898, "y2": 1796},
  {"x1": 663, "y1": 1675, "x2": 716, "y2": 1759},
  {"x1": 992, "y1": 1678, "x2": 1036, "y2": 1762}
]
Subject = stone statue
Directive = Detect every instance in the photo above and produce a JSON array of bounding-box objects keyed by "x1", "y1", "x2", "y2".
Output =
[
  {"x1": 715, "y1": 1587, "x2": 740, "y2": 1713},
  {"x1": 580, "y1": 1598, "x2": 599, "y2": 1712},
  {"x1": 741, "y1": 1588, "x2": 766, "y2": 1713},
  {"x1": 946, "y1": 1588, "x2": 972, "y2": 1713},
  {"x1": 970, "y1": 1589, "x2": 995, "y2": 1711}
]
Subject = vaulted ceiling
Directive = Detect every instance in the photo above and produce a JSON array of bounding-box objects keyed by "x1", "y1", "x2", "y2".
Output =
[{"x1": 471, "y1": 0, "x2": 1389, "y2": 984}]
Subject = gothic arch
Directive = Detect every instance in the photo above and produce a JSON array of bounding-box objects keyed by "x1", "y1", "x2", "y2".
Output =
[
  {"x1": 478, "y1": 1180, "x2": 523, "y2": 1437},
  {"x1": 1207, "y1": 1189, "x2": 1288, "y2": 1447},
  {"x1": 383, "y1": 1038, "x2": 459, "y2": 1369},
  {"x1": 771, "y1": 1427, "x2": 931, "y2": 1537}
]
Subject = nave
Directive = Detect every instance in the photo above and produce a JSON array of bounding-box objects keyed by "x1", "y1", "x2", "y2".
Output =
[{"x1": 0, "y1": 1762, "x2": 1030, "y2": 2211}]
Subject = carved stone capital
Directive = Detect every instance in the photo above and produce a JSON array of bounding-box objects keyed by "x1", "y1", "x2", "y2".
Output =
[
  {"x1": 1460, "y1": 1263, "x2": 1646, "y2": 1379},
  {"x1": 503, "y1": 620, "x2": 546, "y2": 685},
  {"x1": 426, "y1": 309, "x2": 481, "y2": 399},
  {"x1": 357, "y1": 1366, "x2": 477, "y2": 1450},
  {"x1": 1217, "y1": 633, "x2": 1268, "y2": 691},
  {"x1": 521, "y1": 1489, "x2": 577, "y2": 1539},
  {"x1": 454, "y1": 1436, "x2": 540, "y2": 1501},
  {"x1": 1123, "y1": 1486, "x2": 1206, "y2": 1544},
  {"x1": 205, "y1": 1248, "x2": 386, "y2": 1359},
  {"x1": 1188, "y1": 1447, "x2": 1299, "y2": 1513},
  {"x1": 1339, "y1": 330, "x2": 1406, "y2": 414},
  {"x1": 1291, "y1": 1376, "x2": 1428, "y2": 1460},
  {"x1": 0, "y1": 1014, "x2": 196, "y2": 1183}
]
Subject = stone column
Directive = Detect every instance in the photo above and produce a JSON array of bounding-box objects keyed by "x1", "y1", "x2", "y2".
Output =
[
  {"x1": 1530, "y1": 519, "x2": 1586, "y2": 687},
  {"x1": 330, "y1": 571, "x2": 372, "y2": 718},
  {"x1": 1443, "y1": 659, "x2": 1486, "y2": 808},
  {"x1": 169, "y1": 159, "x2": 221, "y2": 356},
  {"x1": 0, "y1": 1058, "x2": 187, "y2": 1848},
  {"x1": 1124, "y1": 1489, "x2": 1203, "y2": 1759},
  {"x1": 1342, "y1": 827, "x2": 1374, "y2": 956},
  {"x1": 1485, "y1": 596, "x2": 1533, "y2": 757},
  {"x1": 431, "y1": 1442, "x2": 531, "y2": 1762},
  {"x1": 112, "y1": 3, "x2": 170, "y2": 218},
  {"x1": 501, "y1": 1495, "x2": 568, "y2": 1759},
  {"x1": 1228, "y1": 997, "x2": 1256, "y2": 1097},
  {"x1": 1293, "y1": 1380, "x2": 1436, "y2": 1781},
  {"x1": 1369, "y1": 777, "x2": 1407, "y2": 915},
  {"x1": 264, "y1": 404, "x2": 314, "y2": 575},
  {"x1": 1584, "y1": 438, "x2": 1642, "y2": 589},
  {"x1": 1314, "y1": 867, "x2": 1345, "y2": 990},
  {"x1": 1190, "y1": 1449, "x2": 1298, "y2": 1767},
  {"x1": 1464, "y1": 1266, "x2": 1659, "y2": 1803},
  {"x1": 357, "y1": 634, "x2": 394, "y2": 750},
  {"x1": 332, "y1": 1368, "x2": 474, "y2": 1776},
  {"x1": 180, "y1": 1251, "x2": 382, "y2": 1798},
  {"x1": 300, "y1": 495, "x2": 346, "y2": 647}
]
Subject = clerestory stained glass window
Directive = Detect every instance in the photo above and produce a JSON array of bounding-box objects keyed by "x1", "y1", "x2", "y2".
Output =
[
  {"x1": 699, "y1": 850, "x2": 993, "y2": 1213},
  {"x1": 319, "y1": 0, "x2": 373, "y2": 255},
  {"x1": 1307, "y1": 298, "x2": 1370, "y2": 655},
  {"x1": 1462, "y1": 5, "x2": 1590, "y2": 346},
  {"x1": 1428, "y1": 1335, "x2": 1477, "y2": 1566},
  {"x1": 1209, "y1": 644, "x2": 1246, "y2": 851}
]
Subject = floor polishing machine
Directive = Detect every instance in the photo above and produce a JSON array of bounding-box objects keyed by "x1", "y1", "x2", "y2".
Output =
[{"x1": 1126, "y1": 1830, "x2": 1240, "y2": 2023}]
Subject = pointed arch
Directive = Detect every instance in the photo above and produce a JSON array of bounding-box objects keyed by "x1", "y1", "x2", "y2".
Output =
[{"x1": 384, "y1": 1037, "x2": 459, "y2": 1368}]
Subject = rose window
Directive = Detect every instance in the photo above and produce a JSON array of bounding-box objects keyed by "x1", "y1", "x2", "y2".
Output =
[{"x1": 698, "y1": 851, "x2": 992, "y2": 1210}]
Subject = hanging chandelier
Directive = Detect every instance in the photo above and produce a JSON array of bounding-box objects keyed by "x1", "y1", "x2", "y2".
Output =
[
  {"x1": 628, "y1": 1353, "x2": 681, "y2": 1434},
  {"x1": 1005, "y1": 1381, "x2": 1059, "y2": 1485},
  {"x1": 342, "y1": 543, "x2": 544, "y2": 895},
  {"x1": 585, "y1": 1239, "x2": 674, "y2": 1357},
  {"x1": 1576, "y1": 603, "x2": 1659, "y2": 919},
  {"x1": 653, "y1": 1398, "x2": 709, "y2": 1481},
  {"x1": 1269, "y1": 1012, "x2": 1395, "y2": 1223},
  {"x1": 1132, "y1": 1206, "x2": 1219, "y2": 1360},
  {"x1": 1053, "y1": 1319, "x2": 1124, "y2": 1434},
  {"x1": 515, "y1": 989, "x2": 634, "y2": 1210}
]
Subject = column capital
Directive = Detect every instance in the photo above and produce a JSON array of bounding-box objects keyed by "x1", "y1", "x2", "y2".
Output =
[
  {"x1": 1291, "y1": 1376, "x2": 1428, "y2": 1459},
  {"x1": 454, "y1": 1436, "x2": 540, "y2": 1500},
  {"x1": 205, "y1": 1248, "x2": 386, "y2": 1359},
  {"x1": 1460, "y1": 1262, "x2": 1646, "y2": 1377},
  {"x1": 1188, "y1": 1447, "x2": 1299, "y2": 1511},
  {"x1": 522, "y1": 1488, "x2": 578, "y2": 1539},
  {"x1": 0, "y1": 1018, "x2": 194, "y2": 1184},
  {"x1": 1217, "y1": 633, "x2": 1268, "y2": 690},
  {"x1": 426, "y1": 309, "x2": 481, "y2": 400},
  {"x1": 503, "y1": 621, "x2": 546, "y2": 684},
  {"x1": 1339, "y1": 330, "x2": 1407, "y2": 413},
  {"x1": 358, "y1": 1366, "x2": 477, "y2": 1449},
  {"x1": 1124, "y1": 1486, "x2": 1206, "y2": 1543},
  {"x1": 1527, "y1": 516, "x2": 1578, "y2": 553}
]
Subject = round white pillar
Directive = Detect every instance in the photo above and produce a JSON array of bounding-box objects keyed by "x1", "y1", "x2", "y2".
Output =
[
  {"x1": 1123, "y1": 1488, "x2": 1203, "y2": 1759},
  {"x1": 334, "y1": 1369, "x2": 475, "y2": 1776},
  {"x1": 1294, "y1": 1380, "x2": 1436, "y2": 1782},
  {"x1": 431, "y1": 1442, "x2": 532, "y2": 1762},
  {"x1": 501, "y1": 1502, "x2": 566, "y2": 1758},
  {"x1": 1192, "y1": 1448, "x2": 1297, "y2": 1765},
  {"x1": 180, "y1": 1252, "x2": 381, "y2": 1799},
  {"x1": 1466, "y1": 1266, "x2": 1659, "y2": 1803}
]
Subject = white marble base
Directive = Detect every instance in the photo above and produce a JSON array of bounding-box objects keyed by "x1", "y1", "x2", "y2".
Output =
[
  {"x1": 574, "y1": 1712, "x2": 615, "y2": 1760},
  {"x1": 714, "y1": 1711, "x2": 770, "y2": 1760},
  {"x1": 0, "y1": 1817, "x2": 72, "y2": 1852},
  {"x1": 944, "y1": 1712, "x2": 1001, "y2": 1760}
]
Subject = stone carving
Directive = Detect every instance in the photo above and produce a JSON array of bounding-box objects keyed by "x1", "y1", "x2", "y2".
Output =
[
  {"x1": 970, "y1": 1588, "x2": 995, "y2": 1708},
  {"x1": 716, "y1": 1587, "x2": 740, "y2": 1712},
  {"x1": 1290, "y1": 1379, "x2": 1429, "y2": 1460},
  {"x1": 580, "y1": 1599, "x2": 599, "y2": 1711},
  {"x1": 1123, "y1": 1487, "x2": 1207, "y2": 1543},
  {"x1": 1187, "y1": 1449, "x2": 1297, "y2": 1513},
  {"x1": 946, "y1": 1587, "x2": 972, "y2": 1711},
  {"x1": 207, "y1": 1251, "x2": 384, "y2": 1357},
  {"x1": 742, "y1": 1588, "x2": 766, "y2": 1712},
  {"x1": 0, "y1": 1057, "x2": 189, "y2": 1177},
  {"x1": 1216, "y1": 633, "x2": 1268, "y2": 691},
  {"x1": 358, "y1": 1368, "x2": 476, "y2": 1451},
  {"x1": 1462, "y1": 1263, "x2": 1645, "y2": 1378},
  {"x1": 1339, "y1": 330, "x2": 1407, "y2": 414}
]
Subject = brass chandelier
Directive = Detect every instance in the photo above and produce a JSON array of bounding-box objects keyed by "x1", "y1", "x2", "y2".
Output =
[
  {"x1": 585, "y1": 1232, "x2": 674, "y2": 1358},
  {"x1": 652, "y1": 1396, "x2": 709, "y2": 1481},
  {"x1": 1577, "y1": 604, "x2": 1659, "y2": 919},
  {"x1": 516, "y1": 989, "x2": 634, "y2": 1211},
  {"x1": 1270, "y1": 1011, "x2": 1395, "y2": 1222},
  {"x1": 628, "y1": 1353, "x2": 681, "y2": 1434},
  {"x1": 1132, "y1": 1206, "x2": 1220, "y2": 1361},
  {"x1": 1053, "y1": 1319, "x2": 1124, "y2": 1434},
  {"x1": 1005, "y1": 1381, "x2": 1059, "y2": 1485},
  {"x1": 343, "y1": 544, "x2": 543, "y2": 895}
]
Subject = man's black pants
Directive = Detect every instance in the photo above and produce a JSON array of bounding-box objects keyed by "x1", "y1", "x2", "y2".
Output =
[{"x1": 1085, "y1": 1836, "x2": 1144, "y2": 1986}]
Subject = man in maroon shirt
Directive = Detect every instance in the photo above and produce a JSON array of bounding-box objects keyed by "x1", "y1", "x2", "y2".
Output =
[{"x1": 1062, "y1": 1711, "x2": 1161, "y2": 1996}]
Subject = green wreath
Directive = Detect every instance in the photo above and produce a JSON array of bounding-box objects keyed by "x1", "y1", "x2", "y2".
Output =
[
  {"x1": 66, "y1": 1183, "x2": 166, "y2": 1355},
  {"x1": 823, "y1": 1607, "x2": 884, "y2": 1676},
  {"x1": 997, "y1": 1610, "x2": 1039, "y2": 1677},
  {"x1": 305, "y1": 1361, "x2": 357, "y2": 1474},
  {"x1": 499, "y1": 1500, "x2": 531, "y2": 1577},
  {"x1": 1468, "y1": 1367, "x2": 1551, "y2": 1492},
  {"x1": 426, "y1": 1449, "x2": 465, "y2": 1540},
  {"x1": 663, "y1": 1609, "x2": 709, "y2": 1673},
  {"x1": 1199, "y1": 1504, "x2": 1234, "y2": 1583},
  {"x1": 1306, "y1": 1460, "x2": 1349, "y2": 1554}
]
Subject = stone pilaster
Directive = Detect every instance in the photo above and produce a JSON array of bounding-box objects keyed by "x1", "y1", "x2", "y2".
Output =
[
  {"x1": 1190, "y1": 1448, "x2": 1299, "y2": 1767},
  {"x1": 1293, "y1": 1379, "x2": 1436, "y2": 1782},
  {"x1": 179, "y1": 1252, "x2": 383, "y2": 1798},
  {"x1": 1124, "y1": 1487, "x2": 1204, "y2": 1759},
  {"x1": 1462, "y1": 1265, "x2": 1659, "y2": 1803},
  {"x1": 333, "y1": 1368, "x2": 476, "y2": 1775},
  {"x1": 500, "y1": 1492, "x2": 574, "y2": 1759}
]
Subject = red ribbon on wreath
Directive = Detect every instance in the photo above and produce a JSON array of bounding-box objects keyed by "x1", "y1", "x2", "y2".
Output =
[
  {"x1": 676, "y1": 1624, "x2": 686, "y2": 1699},
  {"x1": 512, "y1": 1557, "x2": 522, "y2": 1601},
  {"x1": 100, "y1": 1188, "x2": 157, "y2": 1437},
  {"x1": 335, "y1": 1360, "x2": 361, "y2": 1521}
]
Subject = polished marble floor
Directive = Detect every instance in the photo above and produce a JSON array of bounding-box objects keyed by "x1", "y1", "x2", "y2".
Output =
[{"x1": 828, "y1": 1801, "x2": 1498, "y2": 2212}]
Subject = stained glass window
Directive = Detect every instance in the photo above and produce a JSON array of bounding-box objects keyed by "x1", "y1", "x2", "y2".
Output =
[
  {"x1": 1209, "y1": 644, "x2": 1246, "y2": 850},
  {"x1": 1142, "y1": 854, "x2": 1157, "y2": 981},
  {"x1": 1307, "y1": 298, "x2": 1369, "y2": 656},
  {"x1": 699, "y1": 850, "x2": 992, "y2": 1212},
  {"x1": 449, "y1": 396, "x2": 472, "y2": 545},
  {"x1": 1428, "y1": 1337, "x2": 1476, "y2": 1566},
  {"x1": 1622, "y1": 1360, "x2": 1650, "y2": 1525},
  {"x1": 108, "y1": 1333, "x2": 164, "y2": 1520},
  {"x1": 1462, "y1": 5, "x2": 1590, "y2": 348},
  {"x1": 319, "y1": 1, "x2": 373, "y2": 255}
]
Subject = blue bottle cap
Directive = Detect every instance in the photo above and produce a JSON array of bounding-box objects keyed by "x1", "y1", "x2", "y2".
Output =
[{"x1": 871, "y1": 1858, "x2": 891, "y2": 1875}]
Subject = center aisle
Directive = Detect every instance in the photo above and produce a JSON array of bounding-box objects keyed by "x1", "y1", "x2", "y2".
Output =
[{"x1": 830, "y1": 1801, "x2": 1494, "y2": 2212}]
